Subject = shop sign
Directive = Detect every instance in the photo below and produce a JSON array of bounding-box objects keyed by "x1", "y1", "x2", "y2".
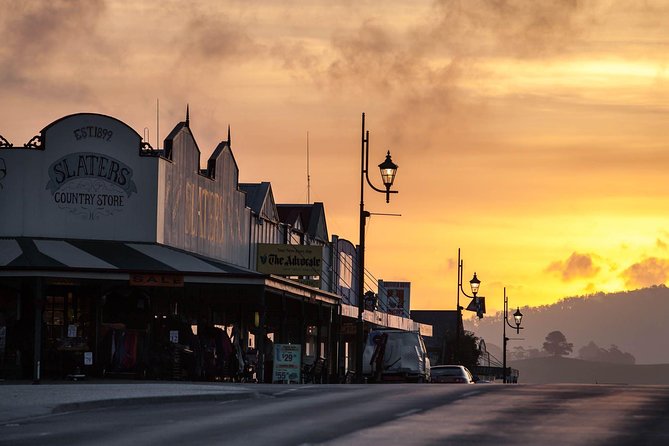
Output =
[
  {"x1": 257, "y1": 244, "x2": 323, "y2": 276},
  {"x1": 130, "y1": 274, "x2": 184, "y2": 287},
  {"x1": 272, "y1": 344, "x2": 301, "y2": 384},
  {"x1": 378, "y1": 280, "x2": 411, "y2": 318},
  {"x1": 46, "y1": 152, "x2": 138, "y2": 220}
]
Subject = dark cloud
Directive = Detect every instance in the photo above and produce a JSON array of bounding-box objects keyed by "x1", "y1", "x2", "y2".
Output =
[
  {"x1": 0, "y1": 0, "x2": 106, "y2": 94},
  {"x1": 176, "y1": 7, "x2": 263, "y2": 66},
  {"x1": 621, "y1": 257, "x2": 669, "y2": 289},
  {"x1": 431, "y1": 0, "x2": 584, "y2": 58},
  {"x1": 324, "y1": 20, "x2": 424, "y2": 95},
  {"x1": 546, "y1": 252, "x2": 600, "y2": 282}
]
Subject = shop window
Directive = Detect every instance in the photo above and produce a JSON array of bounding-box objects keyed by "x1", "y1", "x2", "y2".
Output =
[
  {"x1": 43, "y1": 291, "x2": 91, "y2": 378},
  {"x1": 44, "y1": 295, "x2": 66, "y2": 340},
  {"x1": 338, "y1": 252, "x2": 353, "y2": 288}
]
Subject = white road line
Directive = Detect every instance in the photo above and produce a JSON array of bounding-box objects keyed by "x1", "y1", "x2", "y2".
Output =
[
  {"x1": 461, "y1": 391, "x2": 481, "y2": 398},
  {"x1": 273, "y1": 388, "x2": 300, "y2": 396}
]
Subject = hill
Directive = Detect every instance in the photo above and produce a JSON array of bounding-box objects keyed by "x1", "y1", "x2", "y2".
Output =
[
  {"x1": 465, "y1": 286, "x2": 669, "y2": 364},
  {"x1": 510, "y1": 356, "x2": 669, "y2": 385}
]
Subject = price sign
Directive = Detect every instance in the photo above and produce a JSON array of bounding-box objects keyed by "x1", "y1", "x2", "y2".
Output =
[{"x1": 272, "y1": 344, "x2": 301, "y2": 384}]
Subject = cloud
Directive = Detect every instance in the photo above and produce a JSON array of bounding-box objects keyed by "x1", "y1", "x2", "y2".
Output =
[
  {"x1": 0, "y1": 0, "x2": 107, "y2": 95},
  {"x1": 430, "y1": 0, "x2": 586, "y2": 59},
  {"x1": 179, "y1": 11, "x2": 262, "y2": 64},
  {"x1": 546, "y1": 252, "x2": 600, "y2": 282},
  {"x1": 621, "y1": 257, "x2": 669, "y2": 289}
]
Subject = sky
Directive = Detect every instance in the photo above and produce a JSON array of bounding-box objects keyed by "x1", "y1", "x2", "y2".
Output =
[{"x1": 2, "y1": 0, "x2": 669, "y2": 316}]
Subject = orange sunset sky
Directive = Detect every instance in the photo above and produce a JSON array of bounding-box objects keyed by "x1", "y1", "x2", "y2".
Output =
[{"x1": 2, "y1": 0, "x2": 669, "y2": 316}]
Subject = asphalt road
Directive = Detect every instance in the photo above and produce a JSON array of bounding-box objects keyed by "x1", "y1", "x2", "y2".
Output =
[{"x1": 2, "y1": 383, "x2": 668, "y2": 445}]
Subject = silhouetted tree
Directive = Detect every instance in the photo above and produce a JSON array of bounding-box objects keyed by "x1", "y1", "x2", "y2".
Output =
[
  {"x1": 578, "y1": 341, "x2": 635, "y2": 364},
  {"x1": 578, "y1": 341, "x2": 602, "y2": 362},
  {"x1": 444, "y1": 330, "x2": 481, "y2": 371},
  {"x1": 509, "y1": 345, "x2": 548, "y2": 361},
  {"x1": 542, "y1": 330, "x2": 573, "y2": 357}
]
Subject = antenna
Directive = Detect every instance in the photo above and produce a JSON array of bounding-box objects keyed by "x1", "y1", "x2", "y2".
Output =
[
  {"x1": 306, "y1": 131, "x2": 311, "y2": 204},
  {"x1": 156, "y1": 98, "x2": 160, "y2": 150}
]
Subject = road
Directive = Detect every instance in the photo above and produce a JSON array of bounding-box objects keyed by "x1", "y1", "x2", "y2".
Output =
[{"x1": 2, "y1": 383, "x2": 668, "y2": 445}]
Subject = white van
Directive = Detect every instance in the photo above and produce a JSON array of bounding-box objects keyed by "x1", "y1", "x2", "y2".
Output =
[{"x1": 362, "y1": 329, "x2": 430, "y2": 383}]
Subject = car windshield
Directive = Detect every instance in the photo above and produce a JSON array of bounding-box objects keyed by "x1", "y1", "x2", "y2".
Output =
[{"x1": 431, "y1": 367, "x2": 464, "y2": 376}]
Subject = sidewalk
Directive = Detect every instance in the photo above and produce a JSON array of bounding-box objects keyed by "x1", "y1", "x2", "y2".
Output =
[{"x1": 0, "y1": 380, "x2": 259, "y2": 423}]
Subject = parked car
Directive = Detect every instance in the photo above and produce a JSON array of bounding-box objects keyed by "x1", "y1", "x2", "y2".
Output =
[
  {"x1": 362, "y1": 329, "x2": 430, "y2": 383},
  {"x1": 430, "y1": 365, "x2": 475, "y2": 384}
]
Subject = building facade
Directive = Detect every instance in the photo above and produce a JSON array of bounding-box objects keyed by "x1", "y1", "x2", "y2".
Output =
[{"x1": 0, "y1": 112, "x2": 428, "y2": 382}]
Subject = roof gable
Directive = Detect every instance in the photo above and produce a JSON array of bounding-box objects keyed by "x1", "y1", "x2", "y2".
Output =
[
  {"x1": 240, "y1": 182, "x2": 279, "y2": 222},
  {"x1": 277, "y1": 203, "x2": 329, "y2": 242}
]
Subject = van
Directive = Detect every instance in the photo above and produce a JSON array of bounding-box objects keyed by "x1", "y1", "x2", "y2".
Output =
[{"x1": 362, "y1": 329, "x2": 430, "y2": 383}]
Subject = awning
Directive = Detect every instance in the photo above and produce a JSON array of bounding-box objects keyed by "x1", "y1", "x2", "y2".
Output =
[
  {"x1": 0, "y1": 237, "x2": 257, "y2": 275},
  {"x1": 0, "y1": 237, "x2": 341, "y2": 305}
]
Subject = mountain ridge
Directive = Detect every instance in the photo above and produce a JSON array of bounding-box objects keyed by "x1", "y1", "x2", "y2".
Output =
[{"x1": 465, "y1": 285, "x2": 669, "y2": 364}]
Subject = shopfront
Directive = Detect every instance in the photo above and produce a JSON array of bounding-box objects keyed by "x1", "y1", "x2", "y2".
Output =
[{"x1": 0, "y1": 112, "x2": 341, "y2": 382}]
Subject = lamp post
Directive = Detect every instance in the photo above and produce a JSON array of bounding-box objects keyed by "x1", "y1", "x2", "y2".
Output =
[
  {"x1": 455, "y1": 248, "x2": 480, "y2": 364},
  {"x1": 356, "y1": 112, "x2": 398, "y2": 382},
  {"x1": 502, "y1": 287, "x2": 523, "y2": 383}
]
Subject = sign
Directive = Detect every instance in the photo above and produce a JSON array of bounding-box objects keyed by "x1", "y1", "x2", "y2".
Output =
[
  {"x1": 84, "y1": 351, "x2": 93, "y2": 365},
  {"x1": 67, "y1": 324, "x2": 77, "y2": 338},
  {"x1": 257, "y1": 244, "x2": 323, "y2": 276},
  {"x1": 378, "y1": 281, "x2": 411, "y2": 318},
  {"x1": 130, "y1": 274, "x2": 184, "y2": 287},
  {"x1": 466, "y1": 296, "x2": 486, "y2": 318},
  {"x1": 46, "y1": 152, "x2": 138, "y2": 220},
  {"x1": 272, "y1": 344, "x2": 301, "y2": 383},
  {"x1": 0, "y1": 113, "x2": 159, "y2": 242},
  {"x1": 169, "y1": 330, "x2": 179, "y2": 344}
]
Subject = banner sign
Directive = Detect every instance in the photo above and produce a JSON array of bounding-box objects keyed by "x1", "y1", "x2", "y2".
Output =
[
  {"x1": 466, "y1": 296, "x2": 486, "y2": 318},
  {"x1": 272, "y1": 344, "x2": 301, "y2": 384},
  {"x1": 130, "y1": 274, "x2": 184, "y2": 287},
  {"x1": 378, "y1": 281, "x2": 411, "y2": 318},
  {"x1": 257, "y1": 244, "x2": 323, "y2": 276}
]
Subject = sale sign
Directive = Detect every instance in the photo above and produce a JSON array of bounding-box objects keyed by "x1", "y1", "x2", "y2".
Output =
[{"x1": 272, "y1": 344, "x2": 302, "y2": 384}]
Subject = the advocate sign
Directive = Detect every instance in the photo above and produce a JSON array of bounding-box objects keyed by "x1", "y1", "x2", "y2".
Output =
[{"x1": 256, "y1": 244, "x2": 323, "y2": 276}]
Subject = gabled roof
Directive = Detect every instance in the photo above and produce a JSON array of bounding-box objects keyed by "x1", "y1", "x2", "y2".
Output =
[
  {"x1": 240, "y1": 182, "x2": 279, "y2": 222},
  {"x1": 277, "y1": 202, "x2": 329, "y2": 243}
]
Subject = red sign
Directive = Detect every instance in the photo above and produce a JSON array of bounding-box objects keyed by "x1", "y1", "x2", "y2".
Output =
[{"x1": 130, "y1": 274, "x2": 184, "y2": 287}]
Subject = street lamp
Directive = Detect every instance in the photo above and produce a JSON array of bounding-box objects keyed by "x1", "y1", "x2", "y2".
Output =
[
  {"x1": 502, "y1": 287, "x2": 524, "y2": 383},
  {"x1": 455, "y1": 248, "x2": 480, "y2": 364},
  {"x1": 356, "y1": 112, "x2": 399, "y2": 382}
]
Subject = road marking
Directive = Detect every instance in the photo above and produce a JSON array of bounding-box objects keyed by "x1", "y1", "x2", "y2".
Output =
[
  {"x1": 396, "y1": 408, "x2": 422, "y2": 418},
  {"x1": 461, "y1": 391, "x2": 481, "y2": 398},
  {"x1": 274, "y1": 388, "x2": 300, "y2": 396}
]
